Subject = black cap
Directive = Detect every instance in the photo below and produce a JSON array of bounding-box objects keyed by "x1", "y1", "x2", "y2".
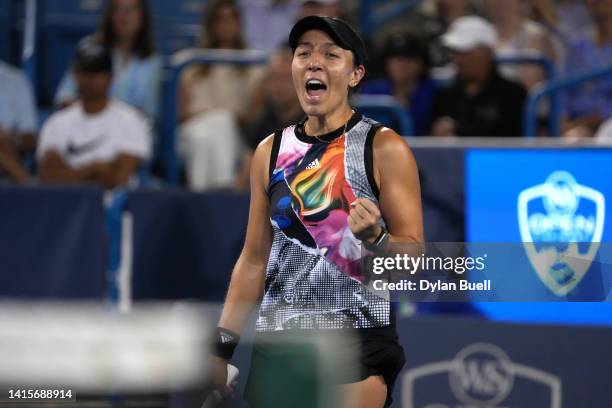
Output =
[
  {"x1": 72, "y1": 37, "x2": 112, "y2": 73},
  {"x1": 289, "y1": 16, "x2": 367, "y2": 66}
]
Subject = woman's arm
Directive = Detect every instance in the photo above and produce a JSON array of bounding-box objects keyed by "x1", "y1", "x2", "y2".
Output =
[
  {"x1": 217, "y1": 134, "x2": 274, "y2": 334},
  {"x1": 177, "y1": 77, "x2": 192, "y2": 124},
  {"x1": 374, "y1": 127, "x2": 424, "y2": 243},
  {"x1": 349, "y1": 127, "x2": 424, "y2": 245},
  {"x1": 212, "y1": 134, "x2": 273, "y2": 397}
]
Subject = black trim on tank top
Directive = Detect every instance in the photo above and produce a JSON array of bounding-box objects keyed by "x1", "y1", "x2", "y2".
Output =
[
  {"x1": 269, "y1": 129, "x2": 283, "y2": 180},
  {"x1": 365, "y1": 124, "x2": 382, "y2": 199},
  {"x1": 295, "y1": 112, "x2": 362, "y2": 144}
]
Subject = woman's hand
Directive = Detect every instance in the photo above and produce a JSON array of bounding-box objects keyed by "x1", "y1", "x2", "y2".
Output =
[
  {"x1": 348, "y1": 198, "x2": 383, "y2": 244},
  {"x1": 211, "y1": 356, "x2": 234, "y2": 398}
]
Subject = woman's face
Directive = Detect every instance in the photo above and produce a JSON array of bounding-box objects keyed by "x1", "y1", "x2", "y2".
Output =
[
  {"x1": 112, "y1": 0, "x2": 143, "y2": 43},
  {"x1": 213, "y1": 4, "x2": 241, "y2": 48},
  {"x1": 292, "y1": 29, "x2": 363, "y2": 117}
]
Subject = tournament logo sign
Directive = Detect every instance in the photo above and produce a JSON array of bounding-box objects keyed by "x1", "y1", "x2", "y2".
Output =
[
  {"x1": 517, "y1": 171, "x2": 605, "y2": 296},
  {"x1": 402, "y1": 343, "x2": 561, "y2": 408}
]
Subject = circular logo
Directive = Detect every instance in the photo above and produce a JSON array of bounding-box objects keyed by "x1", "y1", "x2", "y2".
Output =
[
  {"x1": 449, "y1": 343, "x2": 515, "y2": 406},
  {"x1": 543, "y1": 171, "x2": 579, "y2": 216}
]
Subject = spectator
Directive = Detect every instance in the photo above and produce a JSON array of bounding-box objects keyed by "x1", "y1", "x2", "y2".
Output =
[
  {"x1": 236, "y1": 46, "x2": 303, "y2": 188},
  {"x1": 239, "y1": 0, "x2": 343, "y2": 54},
  {"x1": 38, "y1": 40, "x2": 151, "y2": 189},
  {"x1": 54, "y1": 0, "x2": 161, "y2": 122},
  {"x1": 422, "y1": 0, "x2": 481, "y2": 69},
  {"x1": 177, "y1": 0, "x2": 264, "y2": 190},
  {"x1": 360, "y1": 33, "x2": 436, "y2": 136},
  {"x1": 430, "y1": 16, "x2": 527, "y2": 137},
  {"x1": 0, "y1": 61, "x2": 37, "y2": 183},
  {"x1": 562, "y1": 0, "x2": 612, "y2": 138},
  {"x1": 485, "y1": 0, "x2": 563, "y2": 91},
  {"x1": 240, "y1": 0, "x2": 301, "y2": 52}
]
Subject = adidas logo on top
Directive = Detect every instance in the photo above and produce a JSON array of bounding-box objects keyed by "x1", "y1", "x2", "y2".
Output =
[{"x1": 306, "y1": 158, "x2": 321, "y2": 170}]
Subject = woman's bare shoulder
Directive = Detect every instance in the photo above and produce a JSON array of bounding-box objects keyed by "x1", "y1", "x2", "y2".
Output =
[
  {"x1": 251, "y1": 134, "x2": 276, "y2": 189},
  {"x1": 373, "y1": 127, "x2": 413, "y2": 158}
]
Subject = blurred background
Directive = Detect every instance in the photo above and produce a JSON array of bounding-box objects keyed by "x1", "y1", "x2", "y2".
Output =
[{"x1": 0, "y1": 0, "x2": 611, "y2": 407}]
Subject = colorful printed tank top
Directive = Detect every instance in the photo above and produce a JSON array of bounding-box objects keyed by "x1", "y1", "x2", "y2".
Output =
[{"x1": 256, "y1": 112, "x2": 392, "y2": 332}]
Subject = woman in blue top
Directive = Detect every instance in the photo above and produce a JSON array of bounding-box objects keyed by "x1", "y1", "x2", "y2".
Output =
[
  {"x1": 54, "y1": 0, "x2": 161, "y2": 122},
  {"x1": 360, "y1": 33, "x2": 436, "y2": 136}
]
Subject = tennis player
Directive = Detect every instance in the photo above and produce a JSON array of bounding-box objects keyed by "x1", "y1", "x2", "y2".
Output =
[{"x1": 211, "y1": 16, "x2": 423, "y2": 407}]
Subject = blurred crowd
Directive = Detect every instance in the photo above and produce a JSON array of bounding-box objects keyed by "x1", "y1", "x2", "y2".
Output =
[{"x1": 0, "y1": 0, "x2": 611, "y2": 190}]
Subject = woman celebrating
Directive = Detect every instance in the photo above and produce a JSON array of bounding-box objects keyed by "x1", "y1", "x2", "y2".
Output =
[{"x1": 212, "y1": 16, "x2": 423, "y2": 407}]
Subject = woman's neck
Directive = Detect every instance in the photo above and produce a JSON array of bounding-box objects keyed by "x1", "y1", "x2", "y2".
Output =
[
  {"x1": 116, "y1": 38, "x2": 133, "y2": 57},
  {"x1": 393, "y1": 80, "x2": 416, "y2": 105},
  {"x1": 304, "y1": 105, "x2": 354, "y2": 136},
  {"x1": 82, "y1": 97, "x2": 109, "y2": 115}
]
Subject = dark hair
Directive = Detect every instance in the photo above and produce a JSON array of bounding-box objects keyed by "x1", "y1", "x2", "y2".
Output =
[
  {"x1": 191, "y1": 0, "x2": 248, "y2": 78},
  {"x1": 198, "y1": 0, "x2": 246, "y2": 49},
  {"x1": 95, "y1": 0, "x2": 155, "y2": 59},
  {"x1": 382, "y1": 32, "x2": 431, "y2": 78}
]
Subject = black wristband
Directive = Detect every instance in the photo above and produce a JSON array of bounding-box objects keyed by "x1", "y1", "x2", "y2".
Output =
[
  {"x1": 212, "y1": 327, "x2": 240, "y2": 360},
  {"x1": 364, "y1": 227, "x2": 389, "y2": 252}
]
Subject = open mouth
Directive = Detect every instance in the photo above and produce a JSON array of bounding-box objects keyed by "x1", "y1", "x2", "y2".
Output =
[{"x1": 305, "y1": 79, "x2": 327, "y2": 98}]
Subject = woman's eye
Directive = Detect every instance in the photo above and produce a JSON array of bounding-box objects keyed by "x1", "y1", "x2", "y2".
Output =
[{"x1": 327, "y1": 53, "x2": 339, "y2": 58}]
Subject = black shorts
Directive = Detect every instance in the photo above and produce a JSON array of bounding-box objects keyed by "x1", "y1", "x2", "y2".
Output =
[{"x1": 244, "y1": 325, "x2": 405, "y2": 407}]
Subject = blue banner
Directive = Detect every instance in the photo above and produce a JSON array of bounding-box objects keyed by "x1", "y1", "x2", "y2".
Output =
[
  {"x1": 466, "y1": 149, "x2": 612, "y2": 323},
  {"x1": 0, "y1": 186, "x2": 106, "y2": 298}
]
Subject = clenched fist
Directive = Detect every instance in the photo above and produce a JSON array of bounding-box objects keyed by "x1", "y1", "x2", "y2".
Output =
[{"x1": 348, "y1": 198, "x2": 383, "y2": 243}]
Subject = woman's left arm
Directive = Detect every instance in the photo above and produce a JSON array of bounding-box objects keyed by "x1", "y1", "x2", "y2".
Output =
[
  {"x1": 374, "y1": 127, "x2": 424, "y2": 243},
  {"x1": 349, "y1": 127, "x2": 424, "y2": 245}
]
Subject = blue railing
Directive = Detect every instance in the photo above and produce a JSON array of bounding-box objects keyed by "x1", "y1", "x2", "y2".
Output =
[
  {"x1": 161, "y1": 49, "x2": 269, "y2": 185},
  {"x1": 21, "y1": 0, "x2": 37, "y2": 88},
  {"x1": 105, "y1": 189, "x2": 128, "y2": 304},
  {"x1": 353, "y1": 94, "x2": 413, "y2": 136},
  {"x1": 524, "y1": 64, "x2": 612, "y2": 137}
]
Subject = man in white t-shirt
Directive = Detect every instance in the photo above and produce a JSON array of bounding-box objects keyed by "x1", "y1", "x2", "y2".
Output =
[{"x1": 38, "y1": 39, "x2": 151, "y2": 189}]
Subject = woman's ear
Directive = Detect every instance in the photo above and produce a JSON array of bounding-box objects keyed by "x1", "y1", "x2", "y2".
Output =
[{"x1": 350, "y1": 65, "x2": 366, "y2": 88}]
